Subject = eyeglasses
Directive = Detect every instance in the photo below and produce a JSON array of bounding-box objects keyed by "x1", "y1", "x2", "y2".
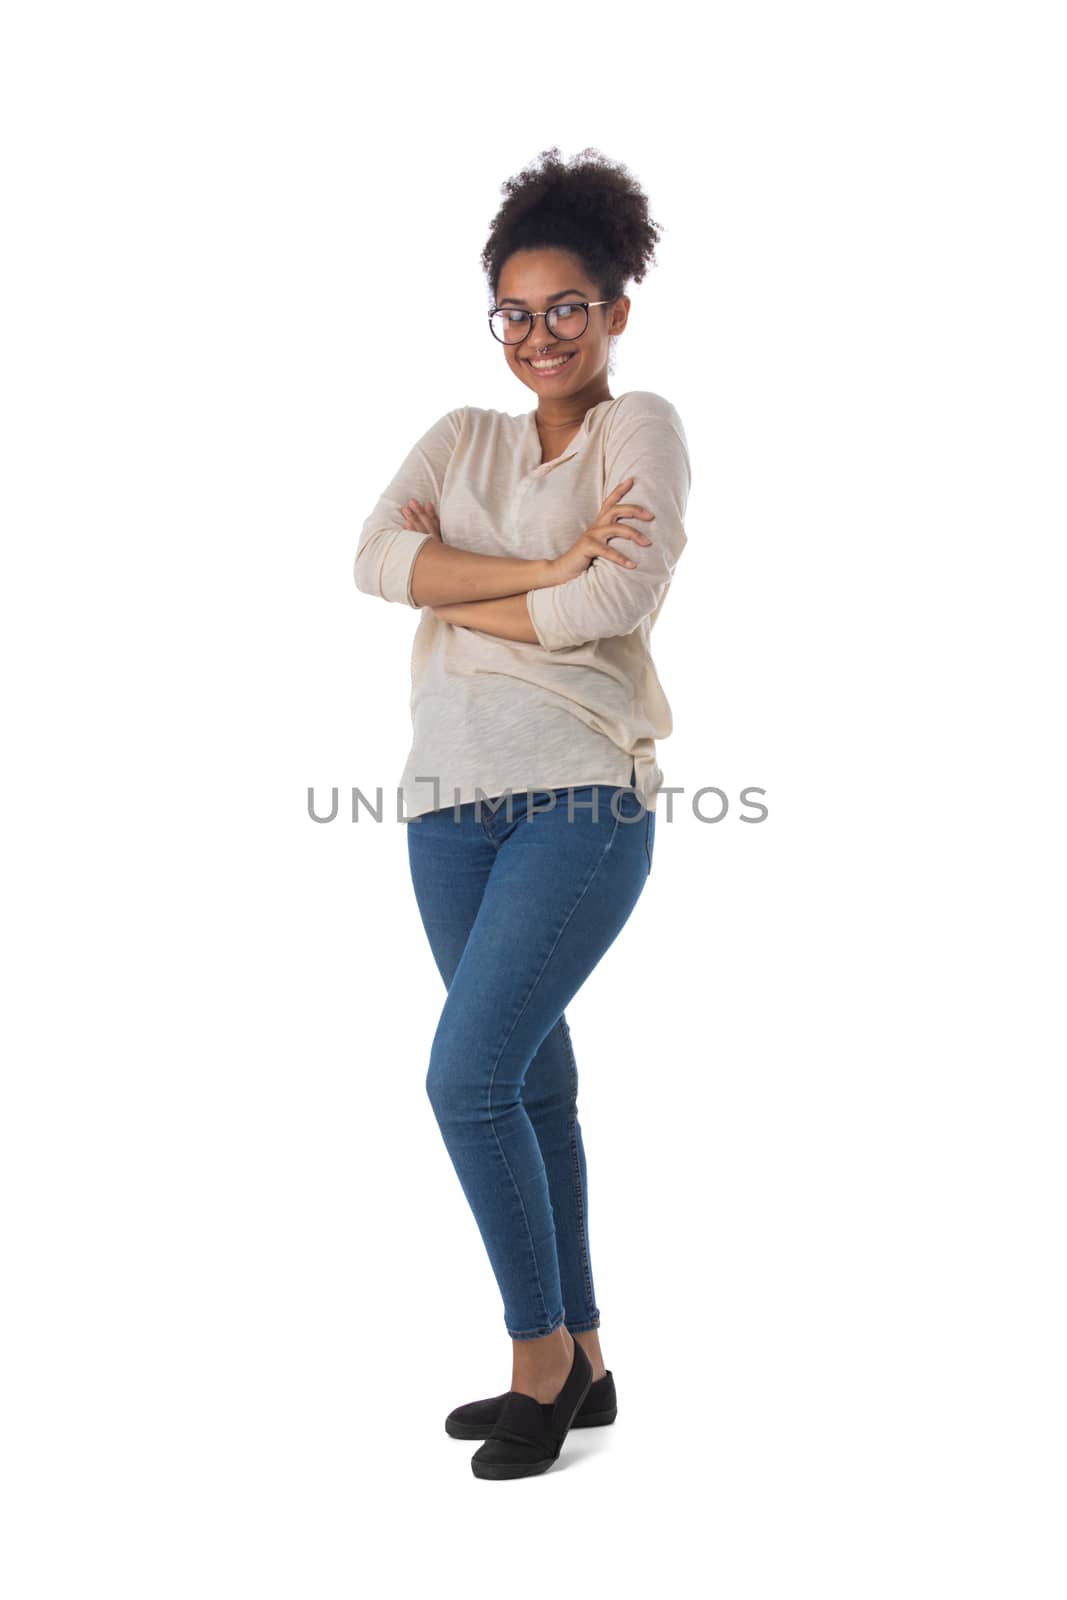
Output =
[{"x1": 488, "y1": 299, "x2": 614, "y2": 345}]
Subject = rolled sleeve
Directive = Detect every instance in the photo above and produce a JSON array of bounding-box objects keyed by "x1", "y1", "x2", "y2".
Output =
[
  {"x1": 526, "y1": 395, "x2": 692, "y2": 651},
  {"x1": 353, "y1": 409, "x2": 463, "y2": 606},
  {"x1": 354, "y1": 526, "x2": 433, "y2": 608}
]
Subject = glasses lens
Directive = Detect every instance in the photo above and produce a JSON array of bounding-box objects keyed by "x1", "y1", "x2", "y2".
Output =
[
  {"x1": 546, "y1": 303, "x2": 588, "y2": 338},
  {"x1": 490, "y1": 310, "x2": 532, "y2": 343}
]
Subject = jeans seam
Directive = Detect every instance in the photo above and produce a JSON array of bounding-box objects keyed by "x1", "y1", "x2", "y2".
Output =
[
  {"x1": 484, "y1": 809, "x2": 623, "y2": 1334},
  {"x1": 559, "y1": 1018, "x2": 598, "y2": 1326},
  {"x1": 483, "y1": 1112, "x2": 555, "y2": 1336}
]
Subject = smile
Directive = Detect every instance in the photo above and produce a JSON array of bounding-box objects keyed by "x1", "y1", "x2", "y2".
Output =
[{"x1": 524, "y1": 352, "x2": 577, "y2": 376}]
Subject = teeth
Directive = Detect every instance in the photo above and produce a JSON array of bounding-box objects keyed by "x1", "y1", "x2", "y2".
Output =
[{"x1": 530, "y1": 354, "x2": 573, "y2": 369}]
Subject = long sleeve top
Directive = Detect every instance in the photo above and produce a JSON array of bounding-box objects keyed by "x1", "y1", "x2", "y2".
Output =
[{"x1": 353, "y1": 389, "x2": 691, "y2": 822}]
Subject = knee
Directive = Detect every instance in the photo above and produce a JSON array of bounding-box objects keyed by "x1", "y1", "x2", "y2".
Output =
[
  {"x1": 425, "y1": 1029, "x2": 477, "y2": 1122},
  {"x1": 424, "y1": 1049, "x2": 449, "y2": 1119},
  {"x1": 425, "y1": 1026, "x2": 512, "y2": 1125}
]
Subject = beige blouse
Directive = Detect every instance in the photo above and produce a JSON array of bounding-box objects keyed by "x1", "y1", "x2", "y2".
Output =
[{"x1": 353, "y1": 389, "x2": 691, "y2": 821}]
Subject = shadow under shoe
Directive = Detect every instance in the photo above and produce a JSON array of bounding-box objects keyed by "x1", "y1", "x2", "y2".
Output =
[
  {"x1": 446, "y1": 1368, "x2": 618, "y2": 1439},
  {"x1": 469, "y1": 1337, "x2": 594, "y2": 1480}
]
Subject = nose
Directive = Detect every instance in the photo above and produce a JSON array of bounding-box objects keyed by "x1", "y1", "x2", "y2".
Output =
[{"x1": 517, "y1": 314, "x2": 559, "y2": 353}]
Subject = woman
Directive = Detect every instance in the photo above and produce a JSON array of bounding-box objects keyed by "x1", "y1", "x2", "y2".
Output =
[{"x1": 353, "y1": 147, "x2": 691, "y2": 1479}]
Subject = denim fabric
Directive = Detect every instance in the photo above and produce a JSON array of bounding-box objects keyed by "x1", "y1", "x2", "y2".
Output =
[{"x1": 406, "y1": 763, "x2": 655, "y2": 1339}]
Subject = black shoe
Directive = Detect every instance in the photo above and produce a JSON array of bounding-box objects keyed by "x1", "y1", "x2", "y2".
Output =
[
  {"x1": 446, "y1": 1367, "x2": 617, "y2": 1438},
  {"x1": 469, "y1": 1337, "x2": 594, "y2": 1480}
]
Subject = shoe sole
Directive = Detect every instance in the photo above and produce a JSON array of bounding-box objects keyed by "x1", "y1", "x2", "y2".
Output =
[
  {"x1": 472, "y1": 1454, "x2": 556, "y2": 1479},
  {"x1": 446, "y1": 1405, "x2": 617, "y2": 1439}
]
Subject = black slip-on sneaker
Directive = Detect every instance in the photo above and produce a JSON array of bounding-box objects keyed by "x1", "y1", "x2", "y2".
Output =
[
  {"x1": 469, "y1": 1337, "x2": 594, "y2": 1480},
  {"x1": 446, "y1": 1367, "x2": 617, "y2": 1438}
]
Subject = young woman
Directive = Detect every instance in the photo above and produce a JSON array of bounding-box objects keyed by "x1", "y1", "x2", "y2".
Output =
[{"x1": 354, "y1": 147, "x2": 691, "y2": 1479}]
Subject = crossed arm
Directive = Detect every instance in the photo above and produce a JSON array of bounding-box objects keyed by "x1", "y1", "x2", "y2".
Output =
[
  {"x1": 401, "y1": 506, "x2": 543, "y2": 641},
  {"x1": 355, "y1": 400, "x2": 691, "y2": 652},
  {"x1": 431, "y1": 592, "x2": 540, "y2": 642}
]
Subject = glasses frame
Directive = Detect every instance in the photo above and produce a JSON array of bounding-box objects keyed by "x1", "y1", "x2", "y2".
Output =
[{"x1": 487, "y1": 299, "x2": 615, "y2": 346}]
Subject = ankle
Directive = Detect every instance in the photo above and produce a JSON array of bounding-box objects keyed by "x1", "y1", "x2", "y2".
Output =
[
  {"x1": 571, "y1": 1328, "x2": 607, "y2": 1381},
  {"x1": 510, "y1": 1325, "x2": 573, "y2": 1398}
]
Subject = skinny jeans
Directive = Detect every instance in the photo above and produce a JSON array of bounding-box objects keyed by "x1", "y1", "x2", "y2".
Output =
[{"x1": 406, "y1": 764, "x2": 654, "y2": 1339}]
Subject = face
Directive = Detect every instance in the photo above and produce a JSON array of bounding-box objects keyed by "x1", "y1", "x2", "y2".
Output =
[{"x1": 494, "y1": 248, "x2": 629, "y2": 405}]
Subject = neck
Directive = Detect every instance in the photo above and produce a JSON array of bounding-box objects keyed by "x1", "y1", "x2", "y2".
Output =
[{"x1": 534, "y1": 374, "x2": 613, "y2": 431}]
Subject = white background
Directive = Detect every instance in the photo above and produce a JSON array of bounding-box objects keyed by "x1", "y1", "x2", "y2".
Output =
[{"x1": 2, "y1": 2, "x2": 1064, "y2": 1595}]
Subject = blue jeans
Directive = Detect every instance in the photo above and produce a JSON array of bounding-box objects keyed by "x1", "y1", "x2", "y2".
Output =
[{"x1": 406, "y1": 764, "x2": 655, "y2": 1339}]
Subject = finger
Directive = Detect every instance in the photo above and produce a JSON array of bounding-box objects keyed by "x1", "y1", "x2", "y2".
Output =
[
  {"x1": 598, "y1": 479, "x2": 633, "y2": 514},
  {"x1": 597, "y1": 516, "x2": 653, "y2": 543},
  {"x1": 591, "y1": 533, "x2": 640, "y2": 567},
  {"x1": 610, "y1": 502, "x2": 655, "y2": 520},
  {"x1": 601, "y1": 499, "x2": 653, "y2": 525}
]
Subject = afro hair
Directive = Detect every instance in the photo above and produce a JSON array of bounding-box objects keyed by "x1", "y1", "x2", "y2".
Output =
[{"x1": 481, "y1": 146, "x2": 663, "y2": 369}]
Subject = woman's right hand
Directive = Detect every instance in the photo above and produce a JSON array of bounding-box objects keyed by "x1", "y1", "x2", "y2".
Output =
[
  {"x1": 546, "y1": 477, "x2": 655, "y2": 585},
  {"x1": 399, "y1": 498, "x2": 443, "y2": 540}
]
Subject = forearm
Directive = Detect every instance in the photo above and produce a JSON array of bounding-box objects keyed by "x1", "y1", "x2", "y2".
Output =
[
  {"x1": 410, "y1": 539, "x2": 554, "y2": 608},
  {"x1": 431, "y1": 592, "x2": 541, "y2": 644}
]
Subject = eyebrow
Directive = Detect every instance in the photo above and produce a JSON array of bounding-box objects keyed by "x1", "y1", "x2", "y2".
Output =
[{"x1": 496, "y1": 288, "x2": 586, "y2": 307}]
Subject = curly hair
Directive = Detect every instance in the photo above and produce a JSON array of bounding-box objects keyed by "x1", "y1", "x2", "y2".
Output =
[{"x1": 480, "y1": 146, "x2": 663, "y2": 369}]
